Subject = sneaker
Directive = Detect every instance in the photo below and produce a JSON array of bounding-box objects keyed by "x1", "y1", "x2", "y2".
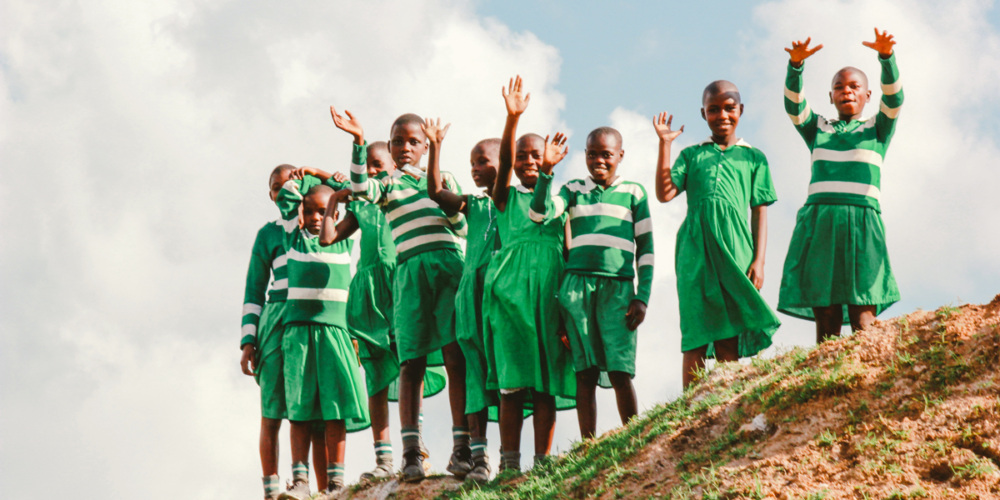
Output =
[
  {"x1": 401, "y1": 448, "x2": 425, "y2": 483},
  {"x1": 276, "y1": 479, "x2": 310, "y2": 500},
  {"x1": 446, "y1": 445, "x2": 474, "y2": 478},
  {"x1": 465, "y1": 456, "x2": 491, "y2": 484},
  {"x1": 359, "y1": 462, "x2": 393, "y2": 482}
]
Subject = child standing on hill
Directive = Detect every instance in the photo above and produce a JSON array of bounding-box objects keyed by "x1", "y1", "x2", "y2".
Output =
[
  {"x1": 332, "y1": 107, "x2": 472, "y2": 482},
  {"x1": 485, "y1": 76, "x2": 576, "y2": 472},
  {"x1": 274, "y1": 178, "x2": 369, "y2": 500},
  {"x1": 530, "y1": 126, "x2": 653, "y2": 439},
  {"x1": 653, "y1": 81, "x2": 781, "y2": 389},
  {"x1": 778, "y1": 29, "x2": 903, "y2": 341},
  {"x1": 318, "y1": 142, "x2": 447, "y2": 482},
  {"x1": 423, "y1": 119, "x2": 501, "y2": 483}
]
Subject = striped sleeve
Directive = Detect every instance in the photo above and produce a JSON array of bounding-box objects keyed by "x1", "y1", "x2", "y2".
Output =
[
  {"x1": 784, "y1": 62, "x2": 818, "y2": 147},
  {"x1": 529, "y1": 172, "x2": 570, "y2": 223},
  {"x1": 632, "y1": 185, "x2": 654, "y2": 304},
  {"x1": 240, "y1": 227, "x2": 271, "y2": 348},
  {"x1": 875, "y1": 53, "x2": 903, "y2": 144},
  {"x1": 350, "y1": 142, "x2": 386, "y2": 204},
  {"x1": 275, "y1": 178, "x2": 306, "y2": 229}
]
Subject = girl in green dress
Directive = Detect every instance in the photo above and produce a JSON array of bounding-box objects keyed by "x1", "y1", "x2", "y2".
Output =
[
  {"x1": 486, "y1": 76, "x2": 576, "y2": 472},
  {"x1": 654, "y1": 81, "x2": 781, "y2": 389}
]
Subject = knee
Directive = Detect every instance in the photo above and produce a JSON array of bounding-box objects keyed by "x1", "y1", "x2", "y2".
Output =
[
  {"x1": 261, "y1": 417, "x2": 282, "y2": 433},
  {"x1": 607, "y1": 371, "x2": 632, "y2": 389},
  {"x1": 576, "y1": 368, "x2": 599, "y2": 387}
]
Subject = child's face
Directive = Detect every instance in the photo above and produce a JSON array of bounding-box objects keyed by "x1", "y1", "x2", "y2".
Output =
[
  {"x1": 301, "y1": 193, "x2": 329, "y2": 235},
  {"x1": 367, "y1": 149, "x2": 396, "y2": 178},
  {"x1": 389, "y1": 122, "x2": 428, "y2": 168},
  {"x1": 701, "y1": 93, "x2": 743, "y2": 141},
  {"x1": 514, "y1": 136, "x2": 544, "y2": 187},
  {"x1": 269, "y1": 169, "x2": 293, "y2": 203},
  {"x1": 830, "y1": 69, "x2": 871, "y2": 119},
  {"x1": 585, "y1": 133, "x2": 623, "y2": 186},
  {"x1": 469, "y1": 144, "x2": 499, "y2": 189}
]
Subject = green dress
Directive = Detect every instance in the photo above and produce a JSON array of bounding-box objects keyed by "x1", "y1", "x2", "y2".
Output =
[
  {"x1": 672, "y1": 139, "x2": 781, "y2": 356},
  {"x1": 346, "y1": 200, "x2": 447, "y2": 401},
  {"x1": 484, "y1": 186, "x2": 576, "y2": 407},
  {"x1": 455, "y1": 194, "x2": 501, "y2": 415}
]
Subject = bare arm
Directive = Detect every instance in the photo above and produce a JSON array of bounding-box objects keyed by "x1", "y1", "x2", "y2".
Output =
[
  {"x1": 422, "y1": 117, "x2": 467, "y2": 214},
  {"x1": 653, "y1": 112, "x2": 684, "y2": 203},
  {"x1": 494, "y1": 75, "x2": 530, "y2": 212},
  {"x1": 747, "y1": 205, "x2": 767, "y2": 290},
  {"x1": 318, "y1": 189, "x2": 354, "y2": 246}
]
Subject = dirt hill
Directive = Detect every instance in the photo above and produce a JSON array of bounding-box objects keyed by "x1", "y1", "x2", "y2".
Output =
[{"x1": 338, "y1": 295, "x2": 1000, "y2": 499}]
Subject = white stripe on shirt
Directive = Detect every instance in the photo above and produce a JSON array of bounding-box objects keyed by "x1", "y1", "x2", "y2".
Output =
[
  {"x1": 242, "y1": 303, "x2": 262, "y2": 316},
  {"x1": 569, "y1": 203, "x2": 633, "y2": 222},
  {"x1": 394, "y1": 233, "x2": 462, "y2": 254},
  {"x1": 811, "y1": 148, "x2": 884, "y2": 167},
  {"x1": 287, "y1": 287, "x2": 349, "y2": 302},
  {"x1": 570, "y1": 233, "x2": 635, "y2": 253},
  {"x1": 286, "y1": 248, "x2": 351, "y2": 265},
  {"x1": 808, "y1": 181, "x2": 881, "y2": 199},
  {"x1": 391, "y1": 216, "x2": 449, "y2": 240}
]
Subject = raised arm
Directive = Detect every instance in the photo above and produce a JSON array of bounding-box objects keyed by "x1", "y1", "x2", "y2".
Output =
[
  {"x1": 494, "y1": 75, "x2": 531, "y2": 212},
  {"x1": 422, "y1": 117, "x2": 467, "y2": 214},
  {"x1": 331, "y1": 106, "x2": 385, "y2": 203},
  {"x1": 319, "y1": 189, "x2": 356, "y2": 246},
  {"x1": 784, "y1": 37, "x2": 822, "y2": 145},
  {"x1": 652, "y1": 112, "x2": 684, "y2": 203},
  {"x1": 864, "y1": 28, "x2": 903, "y2": 143},
  {"x1": 297, "y1": 167, "x2": 350, "y2": 190},
  {"x1": 528, "y1": 134, "x2": 569, "y2": 223}
]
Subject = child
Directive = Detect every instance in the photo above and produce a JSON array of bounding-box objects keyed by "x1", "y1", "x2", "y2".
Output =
[
  {"x1": 241, "y1": 165, "x2": 337, "y2": 499},
  {"x1": 652, "y1": 81, "x2": 781, "y2": 389},
  {"x1": 274, "y1": 179, "x2": 369, "y2": 499},
  {"x1": 777, "y1": 29, "x2": 902, "y2": 342},
  {"x1": 486, "y1": 76, "x2": 577, "y2": 472},
  {"x1": 529, "y1": 126, "x2": 653, "y2": 439},
  {"x1": 331, "y1": 107, "x2": 471, "y2": 482},
  {"x1": 318, "y1": 142, "x2": 447, "y2": 481},
  {"x1": 423, "y1": 119, "x2": 501, "y2": 483}
]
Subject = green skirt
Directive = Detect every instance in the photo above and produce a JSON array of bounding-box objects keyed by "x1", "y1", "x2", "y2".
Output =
[
  {"x1": 778, "y1": 204, "x2": 900, "y2": 324},
  {"x1": 456, "y1": 263, "x2": 501, "y2": 416},
  {"x1": 485, "y1": 241, "x2": 576, "y2": 408},
  {"x1": 675, "y1": 199, "x2": 780, "y2": 356},
  {"x1": 282, "y1": 323, "x2": 370, "y2": 432},
  {"x1": 393, "y1": 249, "x2": 463, "y2": 363},
  {"x1": 256, "y1": 301, "x2": 287, "y2": 420}
]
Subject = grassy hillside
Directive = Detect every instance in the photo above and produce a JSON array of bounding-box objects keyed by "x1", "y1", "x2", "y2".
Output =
[{"x1": 342, "y1": 296, "x2": 1000, "y2": 499}]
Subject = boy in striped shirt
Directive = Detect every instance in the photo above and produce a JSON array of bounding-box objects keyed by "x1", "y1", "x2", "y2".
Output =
[
  {"x1": 331, "y1": 107, "x2": 472, "y2": 482},
  {"x1": 275, "y1": 178, "x2": 369, "y2": 499},
  {"x1": 529, "y1": 127, "x2": 654, "y2": 439},
  {"x1": 778, "y1": 28, "x2": 903, "y2": 342}
]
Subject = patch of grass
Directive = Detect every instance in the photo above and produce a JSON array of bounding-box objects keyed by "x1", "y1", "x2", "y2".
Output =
[
  {"x1": 952, "y1": 457, "x2": 994, "y2": 480},
  {"x1": 816, "y1": 429, "x2": 837, "y2": 447},
  {"x1": 804, "y1": 489, "x2": 830, "y2": 500}
]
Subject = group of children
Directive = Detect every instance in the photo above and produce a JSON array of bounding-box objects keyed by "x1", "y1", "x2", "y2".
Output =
[{"x1": 239, "y1": 29, "x2": 902, "y2": 499}]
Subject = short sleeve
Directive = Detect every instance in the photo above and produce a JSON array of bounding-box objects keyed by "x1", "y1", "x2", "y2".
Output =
[
  {"x1": 670, "y1": 148, "x2": 689, "y2": 194},
  {"x1": 749, "y1": 150, "x2": 777, "y2": 207}
]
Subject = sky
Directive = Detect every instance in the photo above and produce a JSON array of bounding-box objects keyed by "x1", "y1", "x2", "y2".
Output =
[{"x1": 2, "y1": 0, "x2": 999, "y2": 498}]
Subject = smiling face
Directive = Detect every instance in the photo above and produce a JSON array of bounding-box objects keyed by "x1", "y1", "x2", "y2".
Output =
[
  {"x1": 585, "y1": 130, "x2": 624, "y2": 187},
  {"x1": 514, "y1": 134, "x2": 545, "y2": 188},
  {"x1": 830, "y1": 67, "x2": 871, "y2": 121},
  {"x1": 388, "y1": 121, "x2": 428, "y2": 168},
  {"x1": 700, "y1": 82, "x2": 743, "y2": 145},
  {"x1": 301, "y1": 189, "x2": 331, "y2": 235},
  {"x1": 469, "y1": 140, "x2": 499, "y2": 189},
  {"x1": 269, "y1": 166, "x2": 294, "y2": 203},
  {"x1": 367, "y1": 143, "x2": 396, "y2": 178}
]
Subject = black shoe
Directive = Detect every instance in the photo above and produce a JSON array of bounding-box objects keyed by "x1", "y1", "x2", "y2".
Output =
[
  {"x1": 446, "y1": 445, "x2": 474, "y2": 478},
  {"x1": 401, "y1": 448, "x2": 426, "y2": 483}
]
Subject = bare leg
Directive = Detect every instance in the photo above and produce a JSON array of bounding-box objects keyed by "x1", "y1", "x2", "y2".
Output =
[
  {"x1": 813, "y1": 305, "x2": 843, "y2": 343},
  {"x1": 682, "y1": 345, "x2": 709, "y2": 389},
  {"x1": 713, "y1": 337, "x2": 740, "y2": 363},
  {"x1": 441, "y1": 341, "x2": 467, "y2": 427},
  {"x1": 468, "y1": 408, "x2": 489, "y2": 440},
  {"x1": 607, "y1": 371, "x2": 637, "y2": 426},
  {"x1": 259, "y1": 417, "x2": 282, "y2": 476},
  {"x1": 289, "y1": 421, "x2": 311, "y2": 465},
  {"x1": 848, "y1": 304, "x2": 877, "y2": 332},
  {"x1": 575, "y1": 368, "x2": 599, "y2": 439},
  {"x1": 325, "y1": 420, "x2": 347, "y2": 466},
  {"x1": 399, "y1": 356, "x2": 428, "y2": 428},
  {"x1": 369, "y1": 387, "x2": 390, "y2": 442},
  {"x1": 499, "y1": 390, "x2": 525, "y2": 455},
  {"x1": 310, "y1": 422, "x2": 327, "y2": 489},
  {"x1": 531, "y1": 391, "x2": 556, "y2": 456}
]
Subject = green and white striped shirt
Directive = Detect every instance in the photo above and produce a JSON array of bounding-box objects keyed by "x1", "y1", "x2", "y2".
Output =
[
  {"x1": 240, "y1": 220, "x2": 288, "y2": 348},
  {"x1": 529, "y1": 173, "x2": 654, "y2": 304},
  {"x1": 784, "y1": 53, "x2": 903, "y2": 211},
  {"x1": 350, "y1": 143, "x2": 467, "y2": 263},
  {"x1": 276, "y1": 177, "x2": 354, "y2": 327}
]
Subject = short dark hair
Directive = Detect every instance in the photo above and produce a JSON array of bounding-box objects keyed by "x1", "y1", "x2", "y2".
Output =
[
  {"x1": 305, "y1": 183, "x2": 334, "y2": 198},
  {"x1": 391, "y1": 113, "x2": 424, "y2": 133},
  {"x1": 586, "y1": 127, "x2": 622, "y2": 148},
  {"x1": 367, "y1": 141, "x2": 390, "y2": 156},
  {"x1": 702, "y1": 80, "x2": 741, "y2": 106},
  {"x1": 271, "y1": 164, "x2": 296, "y2": 178}
]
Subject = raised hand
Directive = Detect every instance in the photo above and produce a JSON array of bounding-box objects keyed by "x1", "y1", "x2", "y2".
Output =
[
  {"x1": 653, "y1": 112, "x2": 684, "y2": 143},
  {"x1": 420, "y1": 117, "x2": 451, "y2": 145},
  {"x1": 502, "y1": 75, "x2": 531, "y2": 116},
  {"x1": 785, "y1": 37, "x2": 823, "y2": 66},
  {"x1": 330, "y1": 106, "x2": 364, "y2": 143},
  {"x1": 540, "y1": 132, "x2": 568, "y2": 175},
  {"x1": 862, "y1": 27, "x2": 895, "y2": 57},
  {"x1": 331, "y1": 171, "x2": 348, "y2": 184}
]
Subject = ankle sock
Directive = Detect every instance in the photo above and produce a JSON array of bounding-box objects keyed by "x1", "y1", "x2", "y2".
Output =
[
  {"x1": 471, "y1": 438, "x2": 488, "y2": 462},
  {"x1": 326, "y1": 463, "x2": 344, "y2": 489},
  {"x1": 374, "y1": 439, "x2": 393, "y2": 466},
  {"x1": 291, "y1": 461, "x2": 310, "y2": 483},
  {"x1": 501, "y1": 450, "x2": 521, "y2": 471},
  {"x1": 452, "y1": 426, "x2": 471, "y2": 450},
  {"x1": 262, "y1": 475, "x2": 281, "y2": 497}
]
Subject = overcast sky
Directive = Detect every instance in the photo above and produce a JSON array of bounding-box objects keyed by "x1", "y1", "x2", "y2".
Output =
[{"x1": 3, "y1": 0, "x2": 999, "y2": 498}]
